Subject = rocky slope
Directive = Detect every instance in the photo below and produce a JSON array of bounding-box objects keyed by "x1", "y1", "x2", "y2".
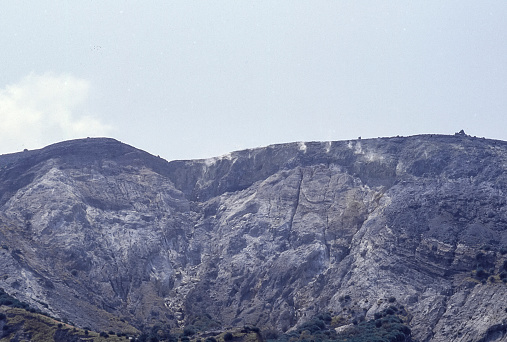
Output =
[{"x1": 1, "y1": 135, "x2": 507, "y2": 341}]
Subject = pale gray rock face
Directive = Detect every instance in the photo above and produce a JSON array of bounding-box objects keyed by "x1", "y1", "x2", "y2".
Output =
[{"x1": 1, "y1": 136, "x2": 507, "y2": 341}]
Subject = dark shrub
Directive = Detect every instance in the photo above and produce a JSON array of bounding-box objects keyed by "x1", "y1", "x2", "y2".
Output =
[
  {"x1": 3, "y1": 324, "x2": 13, "y2": 333},
  {"x1": 299, "y1": 319, "x2": 325, "y2": 333},
  {"x1": 262, "y1": 329, "x2": 279, "y2": 340},
  {"x1": 0, "y1": 299, "x2": 13, "y2": 306},
  {"x1": 475, "y1": 268, "x2": 489, "y2": 279},
  {"x1": 137, "y1": 333, "x2": 148, "y2": 342},
  {"x1": 224, "y1": 332, "x2": 233, "y2": 341},
  {"x1": 183, "y1": 326, "x2": 196, "y2": 336},
  {"x1": 316, "y1": 312, "x2": 332, "y2": 322},
  {"x1": 385, "y1": 308, "x2": 395, "y2": 315},
  {"x1": 400, "y1": 325, "x2": 411, "y2": 335},
  {"x1": 339, "y1": 295, "x2": 351, "y2": 302}
]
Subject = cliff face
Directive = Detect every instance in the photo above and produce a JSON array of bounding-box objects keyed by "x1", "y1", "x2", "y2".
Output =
[{"x1": 1, "y1": 135, "x2": 507, "y2": 341}]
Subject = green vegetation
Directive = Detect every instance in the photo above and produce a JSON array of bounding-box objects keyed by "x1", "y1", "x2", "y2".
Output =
[
  {"x1": 0, "y1": 306, "x2": 131, "y2": 341},
  {"x1": 1, "y1": 287, "x2": 411, "y2": 342},
  {"x1": 267, "y1": 308, "x2": 411, "y2": 342},
  {"x1": 188, "y1": 314, "x2": 222, "y2": 331},
  {"x1": 0, "y1": 288, "x2": 140, "y2": 341},
  {"x1": 135, "y1": 323, "x2": 176, "y2": 342},
  {"x1": 470, "y1": 249, "x2": 507, "y2": 283},
  {"x1": 133, "y1": 324, "x2": 263, "y2": 342}
]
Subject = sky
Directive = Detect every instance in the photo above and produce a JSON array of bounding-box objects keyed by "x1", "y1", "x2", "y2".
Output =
[{"x1": 1, "y1": 1, "x2": 506, "y2": 161}]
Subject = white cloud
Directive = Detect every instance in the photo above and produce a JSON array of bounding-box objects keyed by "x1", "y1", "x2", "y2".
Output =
[{"x1": 0, "y1": 73, "x2": 112, "y2": 154}]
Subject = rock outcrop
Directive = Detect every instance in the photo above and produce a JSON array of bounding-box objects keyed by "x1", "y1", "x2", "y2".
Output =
[{"x1": 1, "y1": 135, "x2": 507, "y2": 341}]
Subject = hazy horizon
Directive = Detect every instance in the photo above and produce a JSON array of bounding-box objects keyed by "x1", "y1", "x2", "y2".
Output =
[{"x1": 1, "y1": 1, "x2": 506, "y2": 160}]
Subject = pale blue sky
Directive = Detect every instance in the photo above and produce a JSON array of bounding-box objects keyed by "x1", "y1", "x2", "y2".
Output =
[{"x1": 1, "y1": 1, "x2": 506, "y2": 160}]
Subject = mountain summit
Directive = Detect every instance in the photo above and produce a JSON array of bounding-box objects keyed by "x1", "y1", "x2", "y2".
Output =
[{"x1": 1, "y1": 135, "x2": 507, "y2": 341}]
